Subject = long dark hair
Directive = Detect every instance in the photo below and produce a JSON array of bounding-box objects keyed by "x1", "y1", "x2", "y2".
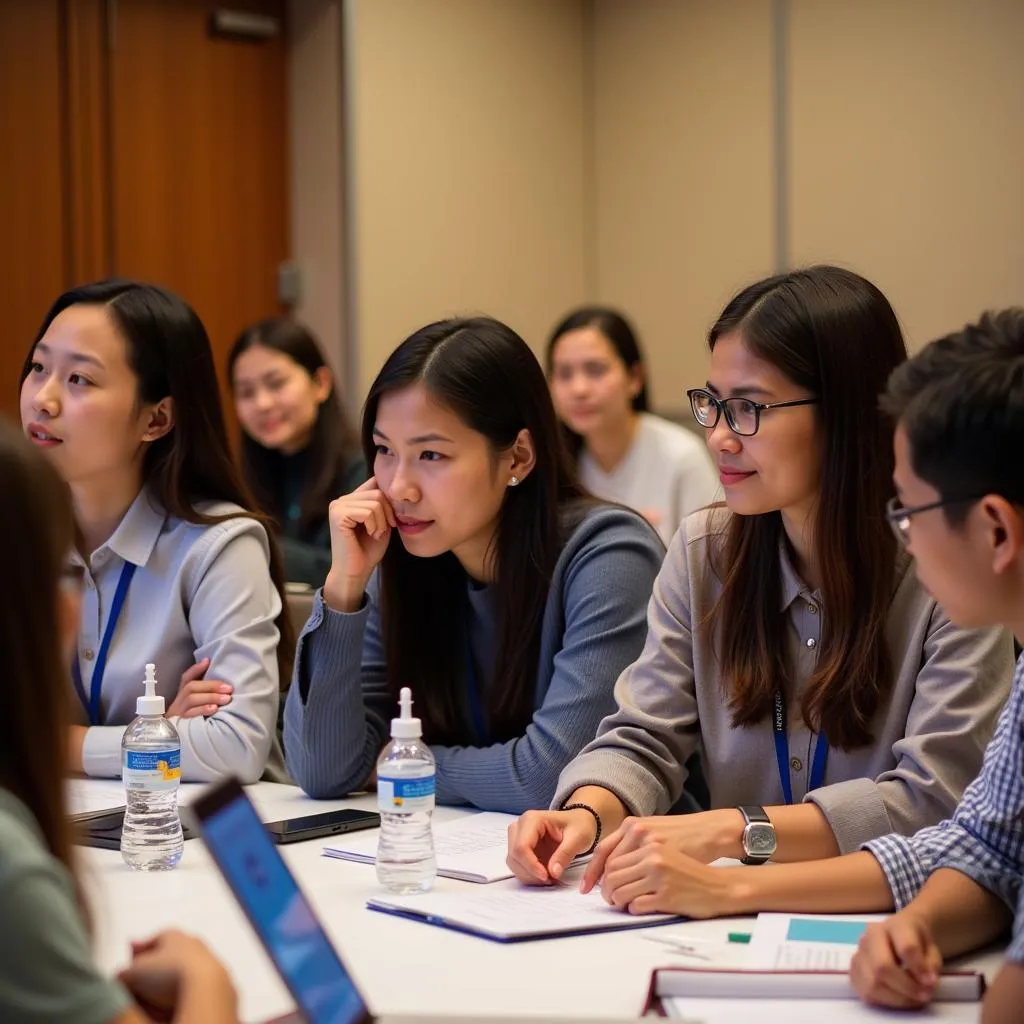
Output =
[
  {"x1": 0, "y1": 420, "x2": 79, "y2": 897},
  {"x1": 21, "y1": 281, "x2": 295, "y2": 689},
  {"x1": 365, "y1": 317, "x2": 592, "y2": 743},
  {"x1": 546, "y1": 306, "x2": 651, "y2": 458},
  {"x1": 704, "y1": 266, "x2": 906, "y2": 749},
  {"x1": 228, "y1": 318, "x2": 362, "y2": 530}
]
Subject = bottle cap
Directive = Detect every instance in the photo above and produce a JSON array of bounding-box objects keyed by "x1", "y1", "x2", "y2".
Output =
[
  {"x1": 390, "y1": 687, "x2": 422, "y2": 739},
  {"x1": 136, "y1": 663, "x2": 165, "y2": 715}
]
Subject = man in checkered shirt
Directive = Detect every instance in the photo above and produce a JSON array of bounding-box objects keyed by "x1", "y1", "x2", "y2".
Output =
[{"x1": 850, "y1": 308, "x2": 1024, "y2": 1023}]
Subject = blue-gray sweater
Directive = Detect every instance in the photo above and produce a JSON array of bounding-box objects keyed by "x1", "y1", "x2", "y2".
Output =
[{"x1": 284, "y1": 504, "x2": 664, "y2": 812}]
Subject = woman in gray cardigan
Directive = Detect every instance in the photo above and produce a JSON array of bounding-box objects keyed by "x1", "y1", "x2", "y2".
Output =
[
  {"x1": 507, "y1": 266, "x2": 1013, "y2": 903},
  {"x1": 284, "y1": 317, "x2": 665, "y2": 813}
]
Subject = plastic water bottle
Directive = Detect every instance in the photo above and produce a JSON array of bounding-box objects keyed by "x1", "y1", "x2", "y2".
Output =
[
  {"x1": 376, "y1": 687, "x2": 436, "y2": 893},
  {"x1": 121, "y1": 663, "x2": 183, "y2": 871}
]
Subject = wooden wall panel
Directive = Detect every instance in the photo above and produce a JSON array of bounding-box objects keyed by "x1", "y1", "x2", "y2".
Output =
[
  {"x1": 109, "y1": 0, "x2": 289, "y2": 422},
  {"x1": 0, "y1": 0, "x2": 67, "y2": 419}
]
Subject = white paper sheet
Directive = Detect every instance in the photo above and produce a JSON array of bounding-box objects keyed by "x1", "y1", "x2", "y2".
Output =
[
  {"x1": 66, "y1": 779, "x2": 127, "y2": 818},
  {"x1": 746, "y1": 912, "x2": 887, "y2": 971}
]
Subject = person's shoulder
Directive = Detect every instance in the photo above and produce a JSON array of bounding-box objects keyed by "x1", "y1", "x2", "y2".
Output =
[
  {"x1": 169, "y1": 501, "x2": 269, "y2": 543},
  {"x1": 680, "y1": 502, "x2": 730, "y2": 547},
  {"x1": 160, "y1": 502, "x2": 272, "y2": 578},
  {"x1": 0, "y1": 790, "x2": 54, "y2": 885},
  {"x1": 638, "y1": 413, "x2": 708, "y2": 459},
  {"x1": 559, "y1": 499, "x2": 663, "y2": 555}
]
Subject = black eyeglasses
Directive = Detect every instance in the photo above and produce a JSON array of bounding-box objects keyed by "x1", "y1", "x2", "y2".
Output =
[
  {"x1": 687, "y1": 388, "x2": 819, "y2": 437},
  {"x1": 884, "y1": 495, "x2": 982, "y2": 547}
]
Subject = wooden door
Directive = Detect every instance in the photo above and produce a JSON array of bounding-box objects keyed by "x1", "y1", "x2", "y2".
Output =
[
  {"x1": 0, "y1": 1, "x2": 67, "y2": 420},
  {"x1": 109, "y1": 0, "x2": 289, "y2": 427}
]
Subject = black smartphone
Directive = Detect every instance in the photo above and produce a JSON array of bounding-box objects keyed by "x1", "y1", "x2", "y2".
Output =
[
  {"x1": 72, "y1": 808, "x2": 198, "y2": 850},
  {"x1": 263, "y1": 808, "x2": 380, "y2": 844}
]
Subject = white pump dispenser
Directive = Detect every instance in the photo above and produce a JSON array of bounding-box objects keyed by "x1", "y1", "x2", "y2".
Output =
[
  {"x1": 390, "y1": 686, "x2": 422, "y2": 740},
  {"x1": 136, "y1": 663, "x2": 165, "y2": 716}
]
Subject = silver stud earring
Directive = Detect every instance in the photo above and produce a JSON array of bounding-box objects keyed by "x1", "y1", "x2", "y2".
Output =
[{"x1": 509, "y1": 476, "x2": 519, "y2": 487}]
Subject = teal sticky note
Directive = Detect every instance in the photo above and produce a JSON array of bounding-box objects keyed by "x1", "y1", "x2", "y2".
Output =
[{"x1": 786, "y1": 918, "x2": 868, "y2": 945}]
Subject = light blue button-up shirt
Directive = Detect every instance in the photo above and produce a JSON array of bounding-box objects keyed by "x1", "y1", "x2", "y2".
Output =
[{"x1": 72, "y1": 487, "x2": 282, "y2": 782}]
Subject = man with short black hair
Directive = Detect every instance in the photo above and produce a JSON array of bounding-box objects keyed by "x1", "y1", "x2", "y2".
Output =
[{"x1": 852, "y1": 308, "x2": 1024, "y2": 1024}]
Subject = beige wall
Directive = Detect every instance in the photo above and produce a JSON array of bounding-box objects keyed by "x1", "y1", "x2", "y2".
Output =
[
  {"x1": 288, "y1": 0, "x2": 348, "y2": 386},
  {"x1": 591, "y1": 0, "x2": 776, "y2": 412},
  {"x1": 289, "y1": 0, "x2": 1024, "y2": 409},
  {"x1": 789, "y1": 0, "x2": 1024, "y2": 350},
  {"x1": 345, "y1": 0, "x2": 588, "y2": 397}
]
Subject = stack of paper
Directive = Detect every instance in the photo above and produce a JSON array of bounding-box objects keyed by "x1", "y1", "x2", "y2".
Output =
[{"x1": 324, "y1": 811, "x2": 521, "y2": 883}]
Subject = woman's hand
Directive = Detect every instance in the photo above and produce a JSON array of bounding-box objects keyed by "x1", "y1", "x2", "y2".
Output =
[
  {"x1": 850, "y1": 913, "x2": 943, "y2": 1009},
  {"x1": 582, "y1": 810, "x2": 743, "y2": 893},
  {"x1": 118, "y1": 930, "x2": 237, "y2": 1023},
  {"x1": 596, "y1": 842, "x2": 742, "y2": 917},
  {"x1": 323, "y1": 477, "x2": 397, "y2": 611},
  {"x1": 167, "y1": 659, "x2": 233, "y2": 718},
  {"x1": 506, "y1": 809, "x2": 599, "y2": 884}
]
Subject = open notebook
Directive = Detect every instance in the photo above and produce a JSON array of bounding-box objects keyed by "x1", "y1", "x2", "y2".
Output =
[{"x1": 367, "y1": 867, "x2": 679, "y2": 942}]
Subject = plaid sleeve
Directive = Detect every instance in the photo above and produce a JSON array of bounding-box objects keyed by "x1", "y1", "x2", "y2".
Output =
[{"x1": 864, "y1": 657, "x2": 1024, "y2": 911}]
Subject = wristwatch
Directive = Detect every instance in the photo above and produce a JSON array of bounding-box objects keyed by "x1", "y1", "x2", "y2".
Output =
[{"x1": 738, "y1": 805, "x2": 777, "y2": 865}]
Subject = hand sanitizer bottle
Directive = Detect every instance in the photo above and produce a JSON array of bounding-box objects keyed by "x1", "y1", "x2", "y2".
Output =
[
  {"x1": 120, "y1": 663, "x2": 183, "y2": 870},
  {"x1": 376, "y1": 687, "x2": 436, "y2": 893}
]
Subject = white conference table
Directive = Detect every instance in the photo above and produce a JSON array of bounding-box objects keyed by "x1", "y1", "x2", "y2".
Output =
[{"x1": 73, "y1": 780, "x2": 1004, "y2": 1023}]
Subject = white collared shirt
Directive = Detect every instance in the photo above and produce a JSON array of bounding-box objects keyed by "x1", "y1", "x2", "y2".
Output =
[{"x1": 72, "y1": 487, "x2": 282, "y2": 782}]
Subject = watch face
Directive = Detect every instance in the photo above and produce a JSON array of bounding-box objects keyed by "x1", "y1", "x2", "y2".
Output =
[{"x1": 744, "y1": 822, "x2": 777, "y2": 857}]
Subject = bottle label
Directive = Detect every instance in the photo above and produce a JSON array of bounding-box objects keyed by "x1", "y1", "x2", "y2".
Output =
[
  {"x1": 377, "y1": 774, "x2": 435, "y2": 813},
  {"x1": 123, "y1": 749, "x2": 181, "y2": 790}
]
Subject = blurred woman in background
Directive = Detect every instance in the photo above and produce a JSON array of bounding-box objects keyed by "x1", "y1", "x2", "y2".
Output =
[
  {"x1": 230, "y1": 318, "x2": 365, "y2": 586},
  {"x1": 547, "y1": 306, "x2": 717, "y2": 545}
]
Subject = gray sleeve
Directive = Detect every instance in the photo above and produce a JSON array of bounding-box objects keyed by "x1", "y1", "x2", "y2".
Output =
[
  {"x1": 552, "y1": 526, "x2": 701, "y2": 815},
  {"x1": 806, "y1": 609, "x2": 1014, "y2": 852},
  {"x1": 430, "y1": 518, "x2": 665, "y2": 813},
  {"x1": 0, "y1": 864, "x2": 130, "y2": 1024},
  {"x1": 284, "y1": 576, "x2": 391, "y2": 798},
  {"x1": 82, "y1": 522, "x2": 282, "y2": 783}
]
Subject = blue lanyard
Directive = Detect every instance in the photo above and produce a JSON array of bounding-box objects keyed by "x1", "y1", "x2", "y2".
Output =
[
  {"x1": 773, "y1": 690, "x2": 828, "y2": 804},
  {"x1": 72, "y1": 562, "x2": 137, "y2": 726},
  {"x1": 464, "y1": 631, "x2": 488, "y2": 744}
]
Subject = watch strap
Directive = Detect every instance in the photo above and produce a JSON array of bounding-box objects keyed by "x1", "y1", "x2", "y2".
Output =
[{"x1": 738, "y1": 805, "x2": 770, "y2": 826}]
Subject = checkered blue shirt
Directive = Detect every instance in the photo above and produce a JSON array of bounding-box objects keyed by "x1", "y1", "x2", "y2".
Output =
[{"x1": 864, "y1": 653, "x2": 1024, "y2": 961}]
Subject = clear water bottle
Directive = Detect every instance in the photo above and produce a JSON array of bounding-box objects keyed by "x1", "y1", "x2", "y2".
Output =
[
  {"x1": 121, "y1": 663, "x2": 183, "y2": 871},
  {"x1": 376, "y1": 687, "x2": 436, "y2": 893}
]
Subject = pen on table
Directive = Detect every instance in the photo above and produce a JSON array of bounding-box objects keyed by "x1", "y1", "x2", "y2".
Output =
[{"x1": 640, "y1": 934, "x2": 714, "y2": 960}]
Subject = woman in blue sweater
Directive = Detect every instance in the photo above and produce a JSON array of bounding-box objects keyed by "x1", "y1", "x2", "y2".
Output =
[{"x1": 284, "y1": 316, "x2": 666, "y2": 812}]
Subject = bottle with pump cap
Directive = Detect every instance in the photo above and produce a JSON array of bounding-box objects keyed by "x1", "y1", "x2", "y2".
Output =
[
  {"x1": 375, "y1": 687, "x2": 436, "y2": 893},
  {"x1": 120, "y1": 663, "x2": 183, "y2": 871}
]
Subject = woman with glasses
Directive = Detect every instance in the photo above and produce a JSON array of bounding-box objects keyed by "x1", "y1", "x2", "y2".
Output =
[
  {"x1": 507, "y1": 265, "x2": 1013, "y2": 905},
  {"x1": 546, "y1": 306, "x2": 718, "y2": 545}
]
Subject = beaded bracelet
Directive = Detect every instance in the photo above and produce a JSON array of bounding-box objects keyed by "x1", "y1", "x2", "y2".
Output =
[{"x1": 562, "y1": 801, "x2": 602, "y2": 855}]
